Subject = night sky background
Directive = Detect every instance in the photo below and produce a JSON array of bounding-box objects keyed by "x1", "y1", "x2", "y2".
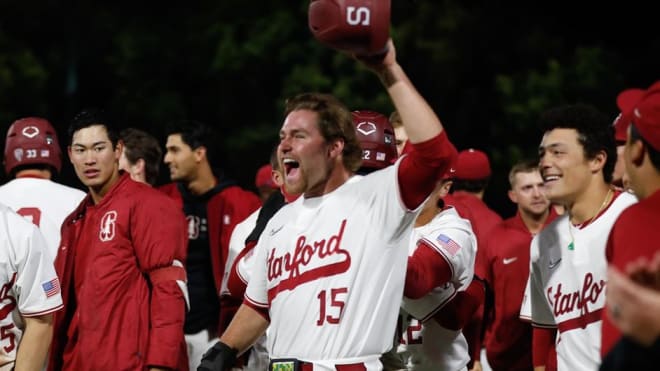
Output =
[{"x1": 1, "y1": 1, "x2": 658, "y2": 216}]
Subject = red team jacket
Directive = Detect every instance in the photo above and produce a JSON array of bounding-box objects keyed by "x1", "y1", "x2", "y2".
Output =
[
  {"x1": 601, "y1": 190, "x2": 656, "y2": 355},
  {"x1": 49, "y1": 174, "x2": 189, "y2": 370},
  {"x1": 159, "y1": 181, "x2": 261, "y2": 334},
  {"x1": 479, "y1": 209, "x2": 558, "y2": 371}
]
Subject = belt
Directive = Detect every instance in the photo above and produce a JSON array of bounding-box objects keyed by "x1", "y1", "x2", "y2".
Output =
[{"x1": 270, "y1": 358, "x2": 367, "y2": 371}]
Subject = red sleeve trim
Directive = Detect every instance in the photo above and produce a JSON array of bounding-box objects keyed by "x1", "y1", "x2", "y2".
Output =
[
  {"x1": 21, "y1": 304, "x2": 63, "y2": 317},
  {"x1": 243, "y1": 296, "x2": 270, "y2": 322}
]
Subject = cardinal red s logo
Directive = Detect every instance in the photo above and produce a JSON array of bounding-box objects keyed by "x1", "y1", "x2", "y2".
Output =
[{"x1": 99, "y1": 210, "x2": 117, "y2": 242}]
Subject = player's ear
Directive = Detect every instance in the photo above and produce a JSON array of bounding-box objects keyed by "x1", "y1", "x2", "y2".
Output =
[
  {"x1": 327, "y1": 138, "x2": 345, "y2": 159},
  {"x1": 114, "y1": 141, "x2": 124, "y2": 161},
  {"x1": 194, "y1": 146, "x2": 207, "y2": 163},
  {"x1": 588, "y1": 150, "x2": 607, "y2": 174},
  {"x1": 508, "y1": 189, "x2": 518, "y2": 203},
  {"x1": 630, "y1": 139, "x2": 645, "y2": 167}
]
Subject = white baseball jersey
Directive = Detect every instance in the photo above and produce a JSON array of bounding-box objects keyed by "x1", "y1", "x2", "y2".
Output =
[
  {"x1": 396, "y1": 207, "x2": 476, "y2": 371},
  {"x1": 0, "y1": 203, "x2": 63, "y2": 368},
  {"x1": 221, "y1": 208, "x2": 260, "y2": 297},
  {"x1": 219, "y1": 208, "x2": 270, "y2": 371},
  {"x1": 520, "y1": 192, "x2": 636, "y2": 371},
  {"x1": 245, "y1": 162, "x2": 419, "y2": 367},
  {"x1": 0, "y1": 178, "x2": 86, "y2": 259}
]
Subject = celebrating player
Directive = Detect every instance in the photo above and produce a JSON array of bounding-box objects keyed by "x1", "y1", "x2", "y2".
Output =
[
  {"x1": 520, "y1": 104, "x2": 637, "y2": 370},
  {"x1": 198, "y1": 37, "x2": 455, "y2": 370}
]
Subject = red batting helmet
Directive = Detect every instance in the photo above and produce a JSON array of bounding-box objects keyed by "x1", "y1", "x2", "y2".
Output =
[
  {"x1": 4, "y1": 117, "x2": 62, "y2": 175},
  {"x1": 308, "y1": 0, "x2": 391, "y2": 56},
  {"x1": 352, "y1": 110, "x2": 397, "y2": 170}
]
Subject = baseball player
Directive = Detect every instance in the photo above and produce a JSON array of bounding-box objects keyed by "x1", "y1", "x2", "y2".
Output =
[
  {"x1": 478, "y1": 160, "x2": 557, "y2": 371},
  {"x1": 0, "y1": 203, "x2": 63, "y2": 371},
  {"x1": 0, "y1": 117, "x2": 86, "y2": 259},
  {"x1": 118, "y1": 127, "x2": 163, "y2": 186},
  {"x1": 601, "y1": 81, "x2": 660, "y2": 366},
  {"x1": 396, "y1": 173, "x2": 477, "y2": 371},
  {"x1": 519, "y1": 104, "x2": 637, "y2": 370},
  {"x1": 199, "y1": 38, "x2": 455, "y2": 370},
  {"x1": 49, "y1": 109, "x2": 189, "y2": 370}
]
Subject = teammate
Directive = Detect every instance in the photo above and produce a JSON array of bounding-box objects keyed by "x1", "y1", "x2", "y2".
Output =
[
  {"x1": 0, "y1": 117, "x2": 86, "y2": 258},
  {"x1": 160, "y1": 119, "x2": 261, "y2": 370},
  {"x1": 396, "y1": 159, "x2": 477, "y2": 371},
  {"x1": 118, "y1": 127, "x2": 163, "y2": 186},
  {"x1": 519, "y1": 104, "x2": 637, "y2": 370},
  {"x1": 479, "y1": 160, "x2": 557, "y2": 371},
  {"x1": 198, "y1": 39, "x2": 455, "y2": 370},
  {"x1": 254, "y1": 163, "x2": 280, "y2": 203},
  {"x1": 49, "y1": 109, "x2": 189, "y2": 370},
  {"x1": 600, "y1": 81, "x2": 660, "y2": 368},
  {"x1": 0, "y1": 204, "x2": 63, "y2": 371}
]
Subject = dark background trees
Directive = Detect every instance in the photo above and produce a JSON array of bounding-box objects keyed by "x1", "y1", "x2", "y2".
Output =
[{"x1": 1, "y1": 1, "x2": 658, "y2": 216}]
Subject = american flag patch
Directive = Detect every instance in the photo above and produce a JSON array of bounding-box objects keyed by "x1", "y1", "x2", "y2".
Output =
[
  {"x1": 436, "y1": 234, "x2": 461, "y2": 256},
  {"x1": 376, "y1": 152, "x2": 386, "y2": 161},
  {"x1": 42, "y1": 278, "x2": 60, "y2": 298}
]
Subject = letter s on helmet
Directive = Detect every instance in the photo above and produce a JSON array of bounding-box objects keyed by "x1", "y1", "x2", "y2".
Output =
[
  {"x1": 352, "y1": 110, "x2": 398, "y2": 171},
  {"x1": 4, "y1": 117, "x2": 62, "y2": 176}
]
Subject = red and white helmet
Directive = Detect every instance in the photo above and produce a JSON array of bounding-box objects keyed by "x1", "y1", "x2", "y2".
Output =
[
  {"x1": 352, "y1": 110, "x2": 397, "y2": 170},
  {"x1": 4, "y1": 117, "x2": 62, "y2": 175}
]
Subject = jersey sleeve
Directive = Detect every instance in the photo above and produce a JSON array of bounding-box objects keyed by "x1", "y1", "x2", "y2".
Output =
[
  {"x1": 402, "y1": 221, "x2": 476, "y2": 322},
  {"x1": 14, "y1": 219, "x2": 63, "y2": 317},
  {"x1": 521, "y1": 235, "x2": 556, "y2": 327},
  {"x1": 244, "y1": 233, "x2": 270, "y2": 309}
]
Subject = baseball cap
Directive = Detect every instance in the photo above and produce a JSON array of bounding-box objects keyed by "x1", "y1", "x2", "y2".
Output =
[
  {"x1": 616, "y1": 81, "x2": 660, "y2": 151},
  {"x1": 255, "y1": 164, "x2": 277, "y2": 190},
  {"x1": 454, "y1": 148, "x2": 491, "y2": 180}
]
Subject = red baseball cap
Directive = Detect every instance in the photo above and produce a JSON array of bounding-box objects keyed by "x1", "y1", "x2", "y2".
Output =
[
  {"x1": 455, "y1": 148, "x2": 491, "y2": 180},
  {"x1": 255, "y1": 164, "x2": 277, "y2": 189},
  {"x1": 616, "y1": 81, "x2": 660, "y2": 151}
]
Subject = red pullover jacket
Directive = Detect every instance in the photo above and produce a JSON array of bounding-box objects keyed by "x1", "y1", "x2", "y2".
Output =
[{"x1": 50, "y1": 174, "x2": 188, "y2": 370}]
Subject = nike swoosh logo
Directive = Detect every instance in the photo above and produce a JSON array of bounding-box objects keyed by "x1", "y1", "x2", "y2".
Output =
[
  {"x1": 269, "y1": 225, "x2": 284, "y2": 236},
  {"x1": 503, "y1": 257, "x2": 518, "y2": 265},
  {"x1": 548, "y1": 258, "x2": 562, "y2": 270}
]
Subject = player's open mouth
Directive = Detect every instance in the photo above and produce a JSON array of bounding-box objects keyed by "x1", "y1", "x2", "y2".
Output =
[{"x1": 283, "y1": 158, "x2": 300, "y2": 181}]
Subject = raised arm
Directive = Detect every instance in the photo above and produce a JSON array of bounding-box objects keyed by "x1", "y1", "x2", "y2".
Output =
[{"x1": 360, "y1": 40, "x2": 443, "y2": 143}]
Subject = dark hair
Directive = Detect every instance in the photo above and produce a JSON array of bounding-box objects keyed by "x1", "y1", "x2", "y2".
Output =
[
  {"x1": 269, "y1": 144, "x2": 279, "y2": 172},
  {"x1": 284, "y1": 93, "x2": 362, "y2": 172},
  {"x1": 68, "y1": 108, "x2": 119, "y2": 147},
  {"x1": 508, "y1": 159, "x2": 540, "y2": 188},
  {"x1": 539, "y1": 104, "x2": 615, "y2": 183},
  {"x1": 119, "y1": 128, "x2": 162, "y2": 186},
  {"x1": 451, "y1": 178, "x2": 489, "y2": 193},
  {"x1": 630, "y1": 124, "x2": 660, "y2": 170},
  {"x1": 164, "y1": 119, "x2": 217, "y2": 163}
]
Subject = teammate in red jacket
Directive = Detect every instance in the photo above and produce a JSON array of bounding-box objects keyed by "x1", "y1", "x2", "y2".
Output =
[
  {"x1": 160, "y1": 119, "x2": 261, "y2": 370},
  {"x1": 50, "y1": 109, "x2": 189, "y2": 370},
  {"x1": 479, "y1": 159, "x2": 558, "y2": 371}
]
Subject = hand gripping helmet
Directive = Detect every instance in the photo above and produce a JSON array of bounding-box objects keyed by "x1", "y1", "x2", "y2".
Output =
[
  {"x1": 4, "y1": 117, "x2": 62, "y2": 176},
  {"x1": 308, "y1": 0, "x2": 391, "y2": 56},
  {"x1": 352, "y1": 110, "x2": 398, "y2": 170}
]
